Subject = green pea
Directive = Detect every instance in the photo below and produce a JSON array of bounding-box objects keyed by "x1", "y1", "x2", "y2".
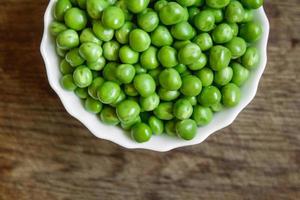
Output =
[
  {"x1": 176, "y1": 119, "x2": 197, "y2": 140},
  {"x1": 103, "y1": 41, "x2": 120, "y2": 61},
  {"x1": 56, "y1": 29, "x2": 79, "y2": 50},
  {"x1": 214, "y1": 67, "x2": 233, "y2": 86},
  {"x1": 225, "y1": 37, "x2": 247, "y2": 59},
  {"x1": 148, "y1": 116, "x2": 164, "y2": 135},
  {"x1": 77, "y1": 0, "x2": 86, "y2": 9},
  {"x1": 195, "y1": 67, "x2": 214, "y2": 87},
  {"x1": 173, "y1": 64, "x2": 186, "y2": 74},
  {"x1": 73, "y1": 66, "x2": 93, "y2": 88},
  {"x1": 205, "y1": 0, "x2": 230, "y2": 9},
  {"x1": 137, "y1": 9, "x2": 159, "y2": 32},
  {"x1": 221, "y1": 83, "x2": 241, "y2": 107},
  {"x1": 209, "y1": 45, "x2": 231, "y2": 71},
  {"x1": 178, "y1": 43, "x2": 201, "y2": 65},
  {"x1": 100, "y1": 106, "x2": 120, "y2": 125},
  {"x1": 242, "y1": 9, "x2": 254, "y2": 22},
  {"x1": 242, "y1": 47, "x2": 260, "y2": 69},
  {"x1": 173, "y1": 99, "x2": 193, "y2": 120},
  {"x1": 102, "y1": 62, "x2": 119, "y2": 82},
  {"x1": 116, "y1": 100, "x2": 141, "y2": 123},
  {"x1": 80, "y1": 28, "x2": 102, "y2": 45},
  {"x1": 210, "y1": 102, "x2": 223, "y2": 112},
  {"x1": 115, "y1": 22, "x2": 135, "y2": 44},
  {"x1": 85, "y1": 97, "x2": 103, "y2": 113},
  {"x1": 165, "y1": 120, "x2": 177, "y2": 136},
  {"x1": 140, "y1": 46, "x2": 159, "y2": 70},
  {"x1": 115, "y1": 0, "x2": 133, "y2": 20},
  {"x1": 239, "y1": 22, "x2": 262, "y2": 43},
  {"x1": 124, "y1": 83, "x2": 139, "y2": 96},
  {"x1": 241, "y1": 0, "x2": 264, "y2": 9},
  {"x1": 198, "y1": 86, "x2": 221, "y2": 107},
  {"x1": 119, "y1": 45, "x2": 139, "y2": 64},
  {"x1": 154, "y1": 102, "x2": 174, "y2": 120},
  {"x1": 231, "y1": 62, "x2": 250, "y2": 86},
  {"x1": 60, "y1": 74, "x2": 77, "y2": 91},
  {"x1": 182, "y1": 96, "x2": 197, "y2": 106},
  {"x1": 87, "y1": 56, "x2": 106, "y2": 71},
  {"x1": 154, "y1": 0, "x2": 168, "y2": 12},
  {"x1": 192, "y1": 106, "x2": 213, "y2": 126},
  {"x1": 188, "y1": 7, "x2": 200, "y2": 23},
  {"x1": 134, "y1": 63, "x2": 147, "y2": 74},
  {"x1": 158, "y1": 88, "x2": 180, "y2": 101},
  {"x1": 225, "y1": 1, "x2": 245, "y2": 23},
  {"x1": 173, "y1": 40, "x2": 191, "y2": 50},
  {"x1": 86, "y1": 0, "x2": 109, "y2": 19},
  {"x1": 205, "y1": 8, "x2": 223, "y2": 23},
  {"x1": 126, "y1": 0, "x2": 150, "y2": 13},
  {"x1": 159, "y1": 68, "x2": 182, "y2": 91},
  {"x1": 54, "y1": 0, "x2": 72, "y2": 21},
  {"x1": 181, "y1": 69, "x2": 192, "y2": 77},
  {"x1": 120, "y1": 115, "x2": 141, "y2": 130},
  {"x1": 180, "y1": 75, "x2": 202, "y2": 97},
  {"x1": 193, "y1": 33, "x2": 213, "y2": 51},
  {"x1": 140, "y1": 93, "x2": 160, "y2": 111},
  {"x1": 110, "y1": 90, "x2": 126, "y2": 107},
  {"x1": 212, "y1": 23, "x2": 234, "y2": 44},
  {"x1": 194, "y1": 0, "x2": 204, "y2": 6},
  {"x1": 93, "y1": 21, "x2": 114, "y2": 42},
  {"x1": 88, "y1": 77, "x2": 105, "y2": 99},
  {"x1": 50, "y1": 21, "x2": 68, "y2": 36},
  {"x1": 102, "y1": 6, "x2": 125, "y2": 29},
  {"x1": 97, "y1": 81, "x2": 121, "y2": 104},
  {"x1": 171, "y1": 21, "x2": 196, "y2": 41},
  {"x1": 228, "y1": 23, "x2": 239, "y2": 37},
  {"x1": 134, "y1": 74, "x2": 156, "y2": 97},
  {"x1": 176, "y1": 0, "x2": 196, "y2": 6},
  {"x1": 129, "y1": 29, "x2": 151, "y2": 52},
  {"x1": 64, "y1": 8, "x2": 87, "y2": 31},
  {"x1": 116, "y1": 64, "x2": 136, "y2": 84},
  {"x1": 75, "y1": 87, "x2": 88, "y2": 99},
  {"x1": 158, "y1": 46, "x2": 178, "y2": 68},
  {"x1": 56, "y1": 46, "x2": 67, "y2": 57},
  {"x1": 79, "y1": 42, "x2": 102, "y2": 62},
  {"x1": 151, "y1": 25, "x2": 173, "y2": 47},
  {"x1": 59, "y1": 59, "x2": 73, "y2": 75},
  {"x1": 131, "y1": 123, "x2": 152, "y2": 143},
  {"x1": 159, "y1": 2, "x2": 185, "y2": 25},
  {"x1": 188, "y1": 53, "x2": 207, "y2": 71},
  {"x1": 65, "y1": 48, "x2": 85, "y2": 67},
  {"x1": 194, "y1": 10, "x2": 215, "y2": 32}
]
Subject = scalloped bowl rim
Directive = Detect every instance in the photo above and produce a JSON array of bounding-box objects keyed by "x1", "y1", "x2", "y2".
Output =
[{"x1": 40, "y1": 0, "x2": 269, "y2": 152}]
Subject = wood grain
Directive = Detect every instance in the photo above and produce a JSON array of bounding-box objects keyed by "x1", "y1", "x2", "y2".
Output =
[{"x1": 0, "y1": 0, "x2": 299, "y2": 199}]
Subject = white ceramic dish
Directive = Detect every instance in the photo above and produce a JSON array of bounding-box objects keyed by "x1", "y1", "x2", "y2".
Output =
[{"x1": 40, "y1": 0, "x2": 269, "y2": 152}]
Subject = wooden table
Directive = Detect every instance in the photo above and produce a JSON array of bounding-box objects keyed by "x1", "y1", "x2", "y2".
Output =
[{"x1": 0, "y1": 0, "x2": 299, "y2": 199}]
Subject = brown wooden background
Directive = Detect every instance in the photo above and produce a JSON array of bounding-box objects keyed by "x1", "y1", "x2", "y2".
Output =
[{"x1": 0, "y1": 0, "x2": 299, "y2": 199}]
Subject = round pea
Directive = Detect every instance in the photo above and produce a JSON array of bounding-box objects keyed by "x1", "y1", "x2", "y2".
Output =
[
  {"x1": 124, "y1": 83, "x2": 139, "y2": 96},
  {"x1": 221, "y1": 83, "x2": 241, "y2": 107},
  {"x1": 56, "y1": 29, "x2": 79, "y2": 50},
  {"x1": 173, "y1": 41, "x2": 191, "y2": 50},
  {"x1": 116, "y1": 100, "x2": 141, "y2": 123},
  {"x1": 103, "y1": 41, "x2": 120, "y2": 61},
  {"x1": 154, "y1": 102, "x2": 174, "y2": 120},
  {"x1": 171, "y1": 21, "x2": 196, "y2": 41},
  {"x1": 154, "y1": 0, "x2": 168, "y2": 12},
  {"x1": 198, "y1": 86, "x2": 221, "y2": 107},
  {"x1": 242, "y1": 47, "x2": 260, "y2": 69},
  {"x1": 210, "y1": 102, "x2": 223, "y2": 112},
  {"x1": 158, "y1": 88, "x2": 180, "y2": 101},
  {"x1": 80, "y1": 28, "x2": 102, "y2": 45},
  {"x1": 225, "y1": 1, "x2": 245, "y2": 23},
  {"x1": 193, "y1": 33, "x2": 213, "y2": 51},
  {"x1": 102, "y1": 6, "x2": 125, "y2": 29},
  {"x1": 54, "y1": 0, "x2": 72, "y2": 21},
  {"x1": 64, "y1": 8, "x2": 87, "y2": 31},
  {"x1": 159, "y1": 2, "x2": 185, "y2": 25},
  {"x1": 86, "y1": 0, "x2": 109, "y2": 19},
  {"x1": 231, "y1": 62, "x2": 250, "y2": 86},
  {"x1": 205, "y1": 0, "x2": 230, "y2": 8},
  {"x1": 212, "y1": 23, "x2": 234, "y2": 44},
  {"x1": 225, "y1": 37, "x2": 247, "y2": 59},
  {"x1": 188, "y1": 7, "x2": 200, "y2": 23},
  {"x1": 242, "y1": 9, "x2": 254, "y2": 22},
  {"x1": 241, "y1": 0, "x2": 264, "y2": 9},
  {"x1": 56, "y1": 46, "x2": 67, "y2": 57},
  {"x1": 73, "y1": 66, "x2": 93, "y2": 88},
  {"x1": 102, "y1": 62, "x2": 119, "y2": 82},
  {"x1": 65, "y1": 48, "x2": 85, "y2": 67},
  {"x1": 209, "y1": 45, "x2": 232, "y2": 71},
  {"x1": 97, "y1": 81, "x2": 121, "y2": 104},
  {"x1": 176, "y1": 119, "x2": 197, "y2": 140},
  {"x1": 228, "y1": 23, "x2": 239, "y2": 37},
  {"x1": 151, "y1": 25, "x2": 173, "y2": 47},
  {"x1": 79, "y1": 42, "x2": 102, "y2": 62},
  {"x1": 188, "y1": 53, "x2": 207, "y2": 71},
  {"x1": 85, "y1": 97, "x2": 103, "y2": 113},
  {"x1": 140, "y1": 46, "x2": 159, "y2": 70},
  {"x1": 173, "y1": 99, "x2": 193, "y2": 120},
  {"x1": 165, "y1": 120, "x2": 177, "y2": 136},
  {"x1": 116, "y1": 64, "x2": 136, "y2": 84},
  {"x1": 93, "y1": 21, "x2": 114, "y2": 42},
  {"x1": 183, "y1": 96, "x2": 197, "y2": 106},
  {"x1": 88, "y1": 77, "x2": 105, "y2": 99},
  {"x1": 148, "y1": 116, "x2": 164, "y2": 135},
  {"x1": 100, "y1": 106, "x2": 120, "y2": 125},
  {"x1": 159, "y1": 68, "x2": 182, "y2": 91},
  {"x1": 148, "y1": 68, "x2": 162, "y2": 85},
  {"x1": 239, "y1": 22, "x2": 262, "y2": 43},
  {"x1": 60, "y1": 74, "x2": 77, "y2": 91},
  {"x1": 129, "y1": 29, "x2": 151, "y2": 52},
  {"x1": 50, "y1": 21, "x2": 68, "y2": 36},
  {"x1": 196, "y1": 67, "x2": 214, "y2": 87},
  {"x1": 180, "y1": 75, "x2": 202, "y2": 97},
  {"x1": 192, "y1": 106, "x2": 213, "y2": 126},
  {"x1": 126, "y1": 0, "x2": 150, "y2": 13},
  {"x1": 178, "y1": 43, "x2": 201, "y2": 65},
  {"x1": 59, "y1": 59, "x2": 73, "y2": 75},
  {"x1": 115, "y1": 22, "x2": 135, "y2": 44},
  {"x1": 205, "y1": 8, "x2": 223, "y2": 23},
  {"x1": 75, "y1": 87, "x2": 88, "y2": 99},
  {"x1": 137, "y1": 9, "x2": 159, "y2": 32},
  {"x1": 140, "y1": 93, "x2": 160, "y2": 111},
  {"x1": 119, "y1": 45, "x2": 139, "y2": 64},
  {"x1": 131, "y1": 123, "x2": 152, "y2": 143},
  {"x1": 134, "y1": 74, "x2": 156, "y2": 97},
  {"x1": 87, "y1": 56, "x2": 106, "y2": 71},
  {"x1": 111, "y1": 90, "x2": 126, "y2": 106},
  {"x1": 158, "y1": 46, "x2": 178, "y2": 68},
  {"x1": 121, "y1": 116, "x2": 142, "y2": 130},
  {"x1": 214, "y1": 67, "x2": 233, "y2": 86},
  {"x1": 194, "y1": 10, "x2": 215, "y2": 32},
  {"x1": 134, "y1": 63, "x2": 147, "y2": 74},
  {"x1": 174, "y1": 64, "x2": 187, "y2": 74}
]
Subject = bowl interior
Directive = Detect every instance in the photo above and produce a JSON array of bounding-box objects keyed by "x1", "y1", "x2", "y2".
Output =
[{"x1": 41, "y1": 0, "x2": 269, "y2": 152}]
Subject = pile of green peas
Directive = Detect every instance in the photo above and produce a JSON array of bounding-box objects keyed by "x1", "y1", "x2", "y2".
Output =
[{"x1": 50, "y1": 0, "x2": 263, "y2": 143}]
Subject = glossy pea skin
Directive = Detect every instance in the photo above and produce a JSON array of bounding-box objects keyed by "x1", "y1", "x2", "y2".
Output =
[
  {"x1": 100, "y1": 106, "x2": 120, "y2": 125},
  {"x1": 103, "y1": 41, "x2": 120, "y2": 61},
  {"x1": 102, "y1": 6, "x2": 125, "y2": 29},
  {"x1": 80, "y1": 28, "x2": 102, "y2": 45},
  {"x1": 56, "y1": 46, "x2": 67, "y2": 57},
  {"x1": 110, "y1": 90, "x2": 126, "y2": 106},
  {"x1": 159, "y1": 68, "x2": 182, "y2": 91},
  {"x1": 192, "y1": 105, "x2": 213, "y2": 126},
  {"x1": 242, "y1": 47, "x2": 260, "y2": 69},
  {"x1": 209, "y1": 45, "x2": 232, "y2": 71},
  {"x1": 154, "y1": 102, "x2": 174, "y2": 120},
  {"x1": 205, "y1": 8, "x2": 223, "y2": 23},
  {"x1": 159, "y1": 2, "x2": 185, "y2": 25},
  {"x1": 212, "y1": 23, "x2": 234, "y2": 44},
  {"x1": 188, "y1": 7, "x2": 200, "y2": 23},
  {"x1": 59, "y1": 59, "x2": 73, "y2": 75},
  {"x1": 241, "y1": 0, "x2": 264, "y2": 9},
  {"x1": 124, "y1": 83, "x2": 139, "y2": 96},
  {"x1": 242, "y1": 9, "x2": 254, "y2": 23},
  {"x1": 171, "y1": 21, "x2": 196, "y2": 41},
  {"x1": 210, "y1": 102, "x2": 223, "y2": 112},
  {"x1": 214, "y1": 67, "x2": 233, "y2": 86},
  {"x1": 129, "y1": 29, "x2": 151, "y2": 52},
  {"x1": 193, "y1": 33, "x2": 213, "y2": 51},
  {"x1": 134, "y1": 74, "x2": 156, "y2": 97},
  {"x1": 176, "y1": 0, "x2": 196, "y2": 7},
  {"x1": 85, "y1": 97, "x2": 103, "y2": 113},
  {"x1": 148, "y1": 116, "x2": 164, "y2": 135},
  {"x1": 88, "y1": 77, "x2": 105, "y2": 99},
  {"x1": 65, "y1": 48, "x2": 85, "y2": 67},
  {"x1": 75, "y1": 87, "x2": 88, "y2": 99},
  {"x1": 173, "y1": 40, "x2": 191, "y2": 50},
  {"x1": 102, "y1": 62, "x2": 119, "y2": 82},
  {"x1": 121, "y1": 116, "x2": 142, "y2": 130},
  {"x1": 87, "y1": 56, "x2": 106, "y2": 71},
  {"x1": 174, "y1": 64, "x2": 187, "y2": 74},
  {"x1": 50, "y1": 21, "x2": 68, "y2": 36},
  {"x1": 194, "y1": 10, "x2": 215, "y2": 32},
  {"x1": 154, "y1": 0, "x2": 168, "y2": 12},
  {"x1": 86, "y1": 0, "x2": 109, "y2": 19},
  {"x1": 119, "y1": 45, "x2": 139, "y2": 64},
  {"x1": 56, "y1": 29, "x2": 79, "y2": 50},
  {"x1": 79, "y1": 42, "x2": 102, "y2": 62},
  {"x1": 221, "y1": 83, "x2": 241, "y2": 107},
  {"x1": 158, "y1": 88, "x2": 180, "y2": 101},
  {"x1": 225, "y1": 1, "x2": 245, "y2": 23},
  {"x1": 180, "y1": 75, "x2": 202, "y2": 97},
  {"x1": 148, "y1": 68, "x2": 162, "y2": 84},
  {"x1": 116, "y1": 64, "x2": 136, "y2": 84},
  {"x1": 61, "y1": 74, "x2": 77, "y2": 91},
  {"x1": 126, "y1": 0, "x2": 150, "y2": 13},
  {"x1": 158, "y1": 46, "x2": 178, "y2": 68},
  {"x1": 176, "y1": 119, "x2": 197, "y2": 140},
  {"x1": 151, "y1": 25, "x2": 173, "y2": 47},
  {"x1": 225, "y1": 37, "x2": 247, "y2": 59},
  {"x1": 205, "y1": 0, "x2": 230, "y2": 9},
  {"x1": 165, "y1": 120, "x2": 177, "y2": 136},
  {"x1": 73, "y1": 66, "x2": 93, "y2": 88},
  {"x1": 116, "y1": 100, "x2": 141, "y2": 123},
  {"x1": 131, "y1": 123, "x2": 152, "y2": 143},
  {"x1": 93, "y1": 21, "x2": 114, "y2": 42},
  {"x1": 239, "y1": 22, "x2": 262, "y2": 43},
  {"x1": 140, "y1": 46, "x2": 159, "y2": 70},
  {"x1": 196, "y1": 67, "x2": 214, "y2": 87},
  {"x1": 231, "y1": 62, "x2": 250, "y2": 86},
  {"x1": 64, "y1": 8, "x2": 87, "y2": 31},
  {"x1": 137, "y1": 9, "x2": 159, "y2": 32},
  {"x1": 198, "y1": 86, "x2": 221, "y2": 107},
  {"x1": 97, "y1": 81, "x2": 121, "y2": 104},
  {"x1": 188, "y1": 53, "x2": 207, "y2": 71},
  {"x1": 228, "y1": 23, "x2": 239, "y2": 37},
  {"x1": 178, "y1": 43, "x2": 201, "y2": 65},
  {"x1": 115, "y1": 22, "x2": 134, "y2": 44},
  {"x1": 173, "y1": 99, "x2": 193, "y2": 120},
  {"x1": 140, "y1": 93, "x2": 160, "y2": 111},
  {"x1": 54, "y1": 0, "x2": 72, "y2": 21},
  {"x1": 134, "y1": 64, "x2": 147, "y2": 74}
]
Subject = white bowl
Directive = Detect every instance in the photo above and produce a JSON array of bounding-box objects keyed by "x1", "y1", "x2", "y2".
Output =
[{"x1": 40, "y1": 0, "x2": 270, "y2": 152}]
